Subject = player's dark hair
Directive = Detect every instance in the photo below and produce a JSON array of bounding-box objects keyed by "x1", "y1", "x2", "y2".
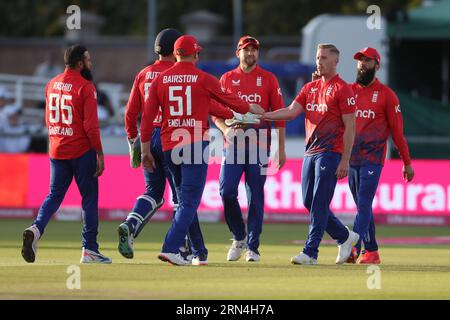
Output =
[{"x1": 64, "y1": 45, "x2": 88, "y2": 68}]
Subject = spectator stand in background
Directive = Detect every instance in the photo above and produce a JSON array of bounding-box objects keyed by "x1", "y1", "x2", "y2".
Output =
[
  {"x1": 33, "y1": 51, "x2": 64, "y2": 79},
  {"x1": 95, "y1": 84, "x2": 115, "y2": 127},
  {"x1": 0, "y1": 86, "x2": 30, "y2": 153}
]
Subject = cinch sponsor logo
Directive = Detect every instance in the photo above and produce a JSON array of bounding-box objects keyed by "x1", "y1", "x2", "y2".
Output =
[
  {"x1": 238, "y1": 92, "x2": 262, "y2": 103},
  {"x1": 355, "y1": 109, "x2": 375, "y2": 119},
  {"x1": 306, "y1": 103, "x2": 328, "y2": 112}
]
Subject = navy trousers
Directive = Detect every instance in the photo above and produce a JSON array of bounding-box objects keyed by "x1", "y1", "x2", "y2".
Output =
[
  {"x1": 127, "y1": 128, "x2": 178, "y2": 236},
  {"x1": 128, "y1": 128, "x2": 205, "y2": 253},
  {"x1": 33, "y1": 149, "x2": 99, "y2": 252},
  {"x1": 162, "y1": 141, "x2": 209, "y2": 256},
  {"x1": 348, "y1": 164, "x2": 382, "y2": 253},
  {"x1": 302, "y1": 152, "x2": 349, "y2": 259},
  {"x1": 219, "y1": 144, "x2": 268, "y2": 253}
]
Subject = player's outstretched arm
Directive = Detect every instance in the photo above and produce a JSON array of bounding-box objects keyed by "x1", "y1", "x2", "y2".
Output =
[{"x1": 263, "y1": 100, "x2": 303, "y2": 121}]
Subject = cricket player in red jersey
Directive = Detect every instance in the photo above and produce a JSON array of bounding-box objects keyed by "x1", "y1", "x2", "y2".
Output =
[
  {"x1": 118, "y1": 28, "x2": 197, "y2": 260},
  {"x1": 346, "y1": 47, "x2": 414, "y2": 264},
  {"x1": 21, "y1": 45, "x2": 111, "y2": 264},
  {"x1": 213, "y1": 36, "x2": 286, "y2": 262},
  {"x1": 263, "y1": 44, "x2": 359, "y2": 265},
  {"x1": 141, "y1": 35, "x2": 264, "y2": 265}
]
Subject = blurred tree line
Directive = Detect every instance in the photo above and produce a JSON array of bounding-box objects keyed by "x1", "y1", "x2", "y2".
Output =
[{"x1": 0, "y1": 0, "x2": 421, "y2": 37}]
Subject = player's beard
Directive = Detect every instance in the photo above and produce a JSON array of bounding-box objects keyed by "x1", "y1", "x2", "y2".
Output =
[
  {"x1": 356, "y1": 67, "x2": 376, "y2": 86},
  {"x1": 81, "y1": 67, "x2": 93, "y2": 81},
  {"x1": 244, "y1": 56, "x2": 257, "y2": 68}
]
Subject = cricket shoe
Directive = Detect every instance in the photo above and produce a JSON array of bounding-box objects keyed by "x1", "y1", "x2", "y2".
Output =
[
  {"x1": 291, "y1": 252, "x2": 318, "y2": 265},
  {"x1": 117, "y1": 221, "x2": 134, "y2": 259},
  {"x1": 179, "y1": 235, "x2": 193, "y2": 262},
  {"x1": 80, "y1": 248, "x2": 112, "y2": 264},
  {"x1": 346, "y1": 247, "x2": 359, "y2": 264},
  {"x1": 336, "y1": 228, "x2": 360, "y2": 264},
  {"x1": 359, "y1": 250, "x2": 381, "y2": 264},
  {"x1": 158, "y1": 252, "x2": 190, "y2": 266},
  {"x1": 245, "y1": 250, "x2": 260, "y2": 262},
  {"x1": 21, "y1": 225, "x2": 41, "y2": 263},
  {"x1": 192, "y1": 253, "x2": 208, "y2": 266},
  {"x1": 226, "y1": 239, "x2": 246, "y2": 261}
]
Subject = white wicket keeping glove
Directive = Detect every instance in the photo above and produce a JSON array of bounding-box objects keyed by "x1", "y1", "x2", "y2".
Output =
[{"x1": 224, "y1": 111, "x2": 261, "y2": 127}]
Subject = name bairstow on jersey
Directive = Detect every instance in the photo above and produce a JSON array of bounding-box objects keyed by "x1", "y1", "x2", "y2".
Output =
[{"x1": 163, "y1": 75, "x2": 198, "y2": 83}]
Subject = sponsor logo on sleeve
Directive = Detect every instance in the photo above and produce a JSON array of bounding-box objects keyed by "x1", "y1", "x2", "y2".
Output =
[
  {"x1": 395, "y1": 105, "x2": 401, "y2": 113},
  {"x1": 347, "y1": 97, "x2": 356, "y2": 106}
]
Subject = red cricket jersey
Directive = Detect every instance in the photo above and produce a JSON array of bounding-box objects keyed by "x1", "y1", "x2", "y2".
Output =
[
  {"x1": 45, "y1": 68, "x2": 102, "y2": 159},
  {"x1": 214, "y1": 65, "x2": 285, "y2": 150},
  {"x1": 141, "y1": 61, "x2": 250, "y2": 151},
  {"x1": 125, "y1": 60, "x2": 174, "y2": 139},
  {"x1": 219, "y1": 65, "x2": 285, "y2": 128},
  {"x1": 295, "y1": 74, "x2": 356, "y2": 156},
  {"x1": 351, "y1": 79, "x2": 411, "y2": 166}
]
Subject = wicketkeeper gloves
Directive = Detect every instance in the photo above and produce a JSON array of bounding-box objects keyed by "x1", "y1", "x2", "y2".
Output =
[
  {"x1": 225, "y1": 111, "x2": 262, "y2": 127},
  {"x1": 128, "y1": 136, "x2": 141, "y2": 168}
]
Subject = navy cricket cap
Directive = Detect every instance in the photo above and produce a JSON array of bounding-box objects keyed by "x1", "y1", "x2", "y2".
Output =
[{"x1": 154, "y1": 28, "x2": 182, "y2": 56}]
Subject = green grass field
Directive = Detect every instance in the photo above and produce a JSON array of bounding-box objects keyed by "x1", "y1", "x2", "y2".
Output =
[{"x1": 0, "y1": 219, "x2": 449, "y2": 299}]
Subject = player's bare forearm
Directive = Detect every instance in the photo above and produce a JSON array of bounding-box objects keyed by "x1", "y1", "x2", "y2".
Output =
[
  {"x1": 141, "y1": 141, "x2": 155, "y2": 172},
  {"x1": 341, "y1": 114, "x2": 355, "y2": 161},
  {"x1": 336, "y1": 114, "x2": 355, "y2": 179},
  {"x1": 263, "y1": 101, "x2": 303, "y2": 121},
  {"x1": 214, "y1": 118, "x2": 228, "y2": 134},
  {"x1": 277, "y1": 127, "x2": 286, "y2": 169}
]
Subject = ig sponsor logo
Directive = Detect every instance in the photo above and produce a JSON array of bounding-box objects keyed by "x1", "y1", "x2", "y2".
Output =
[{"x1": 347, "y1": 97, "x2": 356, "y2": 106}]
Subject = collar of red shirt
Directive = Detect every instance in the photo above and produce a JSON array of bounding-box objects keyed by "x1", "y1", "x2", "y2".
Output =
[{"x1": 237, "y1": 64, "x2": 259, "y2": 75}]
